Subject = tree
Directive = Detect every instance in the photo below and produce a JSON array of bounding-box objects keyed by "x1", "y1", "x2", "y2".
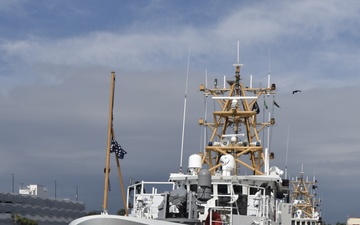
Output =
[
  {"x1": 87, "y1": 210, "x2": 102, "y2": 215},
  {"x1": 117, "y1": 209, "x2": 126, "y2": 215},
  {"x1": 336, "y1": 222, "x2": 345, "y2": 225},
  {"x1": 13, "y1": 214, "x2": 38, "y2": 225}
]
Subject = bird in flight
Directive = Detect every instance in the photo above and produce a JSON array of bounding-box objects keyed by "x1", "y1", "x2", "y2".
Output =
[{"x1": 292, "y1": 90, "x2": 301, "y2": 94}]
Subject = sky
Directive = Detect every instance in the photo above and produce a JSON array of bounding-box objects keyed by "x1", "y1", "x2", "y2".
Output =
[{"x1": 0, "y1": 0, "x2": 360, "y2": 224}]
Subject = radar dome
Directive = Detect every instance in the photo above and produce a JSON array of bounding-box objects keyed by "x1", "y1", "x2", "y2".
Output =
[
  {"x1": 188, "y1": 154, "x2": 202, "y2": 169},
  {"x1": 220, "y1": 154, "x2": 235, "y2": 176},
  {"x1": 188, "y1": 154, "x2": 202, "y2": 175}
]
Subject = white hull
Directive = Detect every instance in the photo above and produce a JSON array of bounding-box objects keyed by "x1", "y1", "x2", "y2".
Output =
[{"x1": 70, "y1": 214, "x2": 187, "y2": 225}]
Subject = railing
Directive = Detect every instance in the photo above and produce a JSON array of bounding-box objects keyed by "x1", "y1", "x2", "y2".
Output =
[
  {"x1": 127, "y1": 180, "x2": 273, "y2": 222},
  {"x1": 126, "y1": 181, "x2": 176, "y2": 218}
]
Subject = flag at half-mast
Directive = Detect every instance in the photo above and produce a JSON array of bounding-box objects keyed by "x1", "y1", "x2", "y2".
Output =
[{"x1": 110, "y1": 138, "x2": 127, "y2": 159}]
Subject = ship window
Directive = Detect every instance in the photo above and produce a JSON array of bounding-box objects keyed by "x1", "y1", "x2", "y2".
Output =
[
  {"x1": 190, "y1": 184, "x2": 197, "y2": 192},
  {"x1": 218, "y1": 185, "x2": 228, "y2": 194},
  {"x1": 233, "y1": 185, "x2": 242, "y2": 194},
  {"x1": 250, "y1": 187, "x2": 258, "y2": 195}
]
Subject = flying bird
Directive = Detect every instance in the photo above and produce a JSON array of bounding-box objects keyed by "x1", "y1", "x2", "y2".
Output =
[{"x1": 292, "y1": 90, "x2": 301, "y2": 94}]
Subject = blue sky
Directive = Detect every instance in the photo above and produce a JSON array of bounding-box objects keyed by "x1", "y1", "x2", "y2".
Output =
[{"x1": 1, "y1": 1, "x2": 360, "y2": 224}]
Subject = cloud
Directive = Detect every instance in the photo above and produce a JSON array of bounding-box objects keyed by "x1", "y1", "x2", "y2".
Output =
[
  {"x1": 0, "y1": 0, "x2": 27, "y2": 14},
  {"x1": 1, "y1": 0, "x2": 360, "y2": 95}
]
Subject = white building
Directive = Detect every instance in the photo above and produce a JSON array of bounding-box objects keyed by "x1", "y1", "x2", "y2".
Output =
[
  {"x1": 347, "y1": 217, "x2": 360, "y2": 225},
  {"x1": 0, "y1": 184, "x2": 85, "y2": 225},
  {"x1": 19, "y1": 184, "x2": 48, "y2": 198}
]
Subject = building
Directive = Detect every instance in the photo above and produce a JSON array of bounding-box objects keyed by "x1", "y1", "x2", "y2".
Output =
[
  {"x1": 347, "y1": 218, "x2": 360, "y2": 225},
  {"x1": 19, "y1": 184, "x2": 48, "y2": 198},
  {"x1": 0, "y1": 184, "x2": 86, "y2": 225}
]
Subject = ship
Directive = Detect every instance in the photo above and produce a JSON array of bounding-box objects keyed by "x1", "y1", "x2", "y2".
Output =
[
  {"x1": 70, "y1": 48, "x2": 321, "y2": 225},
  {"x1": 289, "y1": 168, "x2": 322, "y2": 225}
]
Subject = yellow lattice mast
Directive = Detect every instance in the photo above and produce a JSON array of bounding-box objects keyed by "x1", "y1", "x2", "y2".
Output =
[
  {"x1": 199, "y1": 63, "x2": 276, "y2": 175},
  {"x1": 290, "y1": 170, "x2": 319, "y2": 218}
]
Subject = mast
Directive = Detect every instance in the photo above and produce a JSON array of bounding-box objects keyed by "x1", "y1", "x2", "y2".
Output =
[
  {"x1": 103, "y1": 72, "x2": 116, "y2": 212},
  {"x1": 290, "y1": 168, "x2": 320, "y2": 219},
  {"x1": 102, "y1": 72, "x2": 128, "y2": 215},
  {"x1": 199, "y1": 43, "x2": 277, "y2": 175}
]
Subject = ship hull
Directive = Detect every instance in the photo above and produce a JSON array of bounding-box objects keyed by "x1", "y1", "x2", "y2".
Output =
[{"x1": 70, "y1": 214, "x2": 187, "y2": 225}]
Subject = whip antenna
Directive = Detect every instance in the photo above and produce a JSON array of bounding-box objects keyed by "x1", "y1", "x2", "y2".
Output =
[
  {"x1": 285, "y1": 124, "x2": 290, "y2": 179},
  {"x1": 179, "y1": 47, "x2": 191, "y2": 173}
]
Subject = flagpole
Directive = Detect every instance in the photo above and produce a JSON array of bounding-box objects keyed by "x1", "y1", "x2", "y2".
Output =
[{"x1": 103, "y1": 72, "x2": 116, "y2": 213}]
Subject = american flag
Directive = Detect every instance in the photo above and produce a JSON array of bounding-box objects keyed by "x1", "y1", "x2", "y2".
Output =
[{"x1": 110, "y1": 138, "x2": 127, "y2": 159}]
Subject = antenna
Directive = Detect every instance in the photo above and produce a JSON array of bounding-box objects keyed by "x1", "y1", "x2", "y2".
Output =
[
  {"x1": 203, "y1": 69, "x2": 208, "y2": 154},
  {"x1": 268, "y1": 49, "x2": 271, "y2": 74},
  {"x1": 263, "y1": 111, "x2": 272, "y2": 175},
  {"x1": 237, "y1": 39, "x2": 240, "y2": 63},
  {"x1": 267, "y1": 50, "x2": 271, "y2": 89},
  {"x1": 233, "y1": 39, "x2": 244, "y2": 67},
  {"x1": 301, "y1": 163, "x2": 304, "y2": 174},
  {"x1": 264, "y1": 148, "x2": 269, "y2": 175},
  {"x1": 179, "y1": 47, "x2": 191, "y2": 173},
  {"x1": 250, "y1": 75, "x2": 253, "y2": 89},
  {"x1": 285, "y1": 124, "x2": 290, "y2": 179}
]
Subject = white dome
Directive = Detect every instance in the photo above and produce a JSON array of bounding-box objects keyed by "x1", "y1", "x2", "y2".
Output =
[
  {"x1": 188, "y1": 154, "x2": 202, "y2": 169},
  {"x1": 220, "y1": 154, "x2": 235, "y2": 175}
]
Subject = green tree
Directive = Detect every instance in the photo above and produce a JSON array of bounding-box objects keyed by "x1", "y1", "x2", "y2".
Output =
[
  {"x1": 117, "y1": 209, "x2": 126, "y2": 215},
  {"x1": 14, "y1": 214, "x2": 38, "y2": 225},
  {"x1": 87, "y1": 210, "x2": 102, "y2": 215}
]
